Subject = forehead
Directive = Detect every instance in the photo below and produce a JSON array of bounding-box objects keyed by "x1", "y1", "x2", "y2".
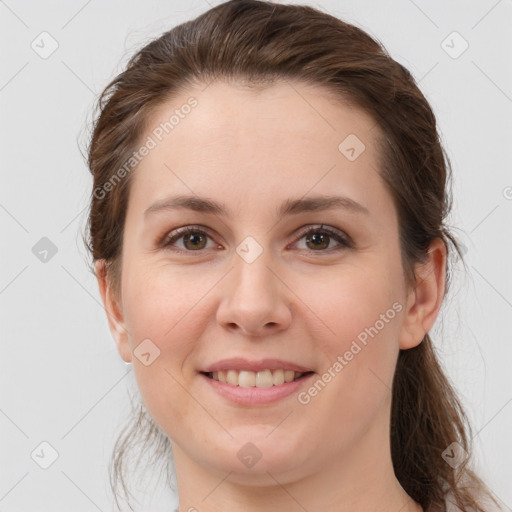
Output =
[{"x1": 128, "y1": 79, "x2": 388, "y2": 220}]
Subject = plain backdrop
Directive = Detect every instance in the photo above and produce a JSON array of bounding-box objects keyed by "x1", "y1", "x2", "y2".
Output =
[{"x1": 1, "y1": 1, "x2": 511, "y2": 511}]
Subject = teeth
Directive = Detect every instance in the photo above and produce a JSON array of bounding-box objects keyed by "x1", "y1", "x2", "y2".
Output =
[{"x1": 209, "y1": 369, "x2": 306, "y2": 387}]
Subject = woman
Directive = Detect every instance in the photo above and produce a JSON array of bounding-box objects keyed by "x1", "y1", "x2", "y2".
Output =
[{"x1": 84, "y1": 1, "x2": 503, "y2": 510}]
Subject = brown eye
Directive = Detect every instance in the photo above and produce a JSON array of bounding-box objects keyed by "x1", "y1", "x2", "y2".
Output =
[
  {"x1": 163, "y1": 227, "x2": 216, "y2": 252},
  {"x1": 293, "y1": 225, "x2": 352, "y2": 253},
  {"x1": 181, "y1": 232, "x2": 208, "y2": 250},
  {"x1": 305, "y1": 231, "x2": 330, "y2": 250},
  {"x1": 161, "y1": 224, "x2": 351, "y2": 255}
]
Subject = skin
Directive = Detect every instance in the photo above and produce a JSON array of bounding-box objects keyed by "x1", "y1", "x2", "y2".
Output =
[{"x1": 95, "y1": 79, "x2": 446, "y2": 512}]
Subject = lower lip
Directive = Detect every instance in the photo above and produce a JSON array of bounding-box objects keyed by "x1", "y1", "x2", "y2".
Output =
[{"x1": 199, "y1": 372, "x2": 315, "y2": 405}]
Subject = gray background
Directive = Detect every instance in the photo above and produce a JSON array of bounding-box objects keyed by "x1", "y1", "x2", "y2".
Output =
[{"x1": 1, "y1": 0, "x2": 511, "y2": 511}]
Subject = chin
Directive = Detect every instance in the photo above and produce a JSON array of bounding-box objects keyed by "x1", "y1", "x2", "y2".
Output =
[{"x1": 201, "y1": 434, "x2": 309, "y2": 482}]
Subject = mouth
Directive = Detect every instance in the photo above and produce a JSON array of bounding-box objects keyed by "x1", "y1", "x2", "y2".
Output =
[
  {"x1": 198, "y1": 358, "x2": 316, "y2": 404},
  {"x1": 201, "y1": 369, "x2": 314, "y2": 388}
]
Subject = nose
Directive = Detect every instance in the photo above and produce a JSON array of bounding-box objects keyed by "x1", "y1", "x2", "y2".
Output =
[{"x1": 215, "y1": 248, "x2": 293, "y2": 337}]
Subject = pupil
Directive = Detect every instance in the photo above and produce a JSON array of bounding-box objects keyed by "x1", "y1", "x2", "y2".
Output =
[
  {"x1": 308, "y1": 233, "x2": 328, "y2": 249},
  {"x1": 186, "y1": 233, "x2": 205, "y2": 249}
]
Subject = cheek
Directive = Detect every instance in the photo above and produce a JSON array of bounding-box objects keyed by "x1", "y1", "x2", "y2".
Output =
[
  {"x1": 306, "y1": 261, "x2": 403, "y2": 409},
  {"x1": 120, "y1": 264, "x2": 210, "y2": 414},
  {"x1": 274, "y1": 267, "x2": 403, "y2": 464},
  {"x1": 122, "y1": 260, "x2": 214, "y2": 347},
  {"x1": 310, "y1": 261, "x2": 402, "y2": 349},
  {"x1": 123, "y1": 283, "x2": 205, "y2": 441}
]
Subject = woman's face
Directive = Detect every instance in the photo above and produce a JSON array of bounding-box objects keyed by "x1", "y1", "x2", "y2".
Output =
[{"x1": 99, "y1": 80, "x2": 425, "y2": 485}]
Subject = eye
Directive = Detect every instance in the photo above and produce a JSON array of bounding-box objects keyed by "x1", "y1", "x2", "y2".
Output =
[
  {"x1": 161, "y1": 225, "x2": 219, "y2": 253},
  {"x1": 291, "y1": 224, "x2": 352, "y2": 253},
  {"x1": 161, "y1": 224, "x2": 352, "y2": 255}
]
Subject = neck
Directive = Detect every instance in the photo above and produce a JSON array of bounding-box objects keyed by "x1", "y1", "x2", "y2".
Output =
[{"x1": 172, "y1": 402, "x2": 423, "y2": 512}]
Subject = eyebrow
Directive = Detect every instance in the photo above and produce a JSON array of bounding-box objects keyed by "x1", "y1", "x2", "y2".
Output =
[{"x1": 144, "y1": 194, "x2": 370, "y2": 219}]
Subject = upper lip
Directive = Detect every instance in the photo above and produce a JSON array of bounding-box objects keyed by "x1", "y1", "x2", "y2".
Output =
[{"x1": 201, "y1": 358, "x2": 313, "y2": 373}]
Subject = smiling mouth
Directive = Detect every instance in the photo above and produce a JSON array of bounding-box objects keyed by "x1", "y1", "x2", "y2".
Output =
[{"x1": 201, "y1": 369, "x2": 314, "y2": 388}]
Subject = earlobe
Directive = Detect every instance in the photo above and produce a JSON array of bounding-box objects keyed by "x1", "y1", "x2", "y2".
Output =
[
  {"x1": 94, "y1": 260, "x2": 132, "y2": 363},
  {"x1": 398, "y1": 238, "x2": 447, "y2": 350}
]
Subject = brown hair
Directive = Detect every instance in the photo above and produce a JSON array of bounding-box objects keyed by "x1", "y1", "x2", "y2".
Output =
[{"x1": 83, "y1": 1, "x2": 500, "y2": 511}]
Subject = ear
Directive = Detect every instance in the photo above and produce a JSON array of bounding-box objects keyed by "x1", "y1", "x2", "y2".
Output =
[
  {"x1": 399, "y1": 238, "x2": 447, "y2": 350},
  {"x1": 94, "y1": 260, "x2": 132, "y2": 363}
]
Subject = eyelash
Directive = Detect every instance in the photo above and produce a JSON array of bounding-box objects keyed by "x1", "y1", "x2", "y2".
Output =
[{"x1": 160, "y1": 224, "x2": 353, "y2": 255}]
